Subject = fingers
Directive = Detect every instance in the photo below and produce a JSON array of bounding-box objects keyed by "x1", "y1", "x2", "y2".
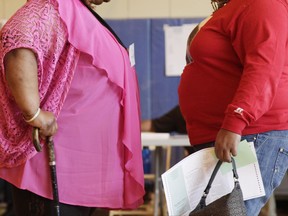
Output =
[
  {"x1": 230, "y1": 146, "x2": 237, "y2": 157},
  {"x1": 26, "y1": 110, "x2": 58, "y2": 138},
  {"x1": 215, "y1": 146, "x2": 234, "y2": 162},
  {"x1": 39, "y1": 112, "x2": 58, "y2": 139},
  {"x1": 215, "y1": 145, "x2": 238, "y2": 162},
  {"x1": 215, "y1": 129, "x2": 241, "y2": 162},
  {"x1": 39, "y1": 119, "x2": 58, "y2": 139}
]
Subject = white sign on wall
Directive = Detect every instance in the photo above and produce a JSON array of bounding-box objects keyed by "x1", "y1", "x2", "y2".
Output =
[{"x1": 164, "y1": 23, "x2": 197, "y2": 77}]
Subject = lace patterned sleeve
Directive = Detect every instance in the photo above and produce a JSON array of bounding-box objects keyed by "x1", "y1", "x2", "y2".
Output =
[{"x1": 0, "y1": 0, "x2": 79, "y2": 168}]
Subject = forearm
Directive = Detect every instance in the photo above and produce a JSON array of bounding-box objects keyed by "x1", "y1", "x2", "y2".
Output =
[
  {"x1": 4, "y1": 48, "x2": 40, "y2": 119},
  {"x1": 4, "y1": 48, "x2": 58, "y2": 138}
]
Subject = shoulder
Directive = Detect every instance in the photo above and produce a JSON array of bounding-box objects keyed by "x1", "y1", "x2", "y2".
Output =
[
  {"x1": 2, "y1": 0, "x2": 62, "y2": 35},
  {"x1": 240, "y1": 0, "x2": 288, "y2": 16},
  {"x1": 223, "y1": 0, "x2": 288, "y2": 29},
  {"x1": 0, "y1": 0, "x2": 66, "y2": 57}
]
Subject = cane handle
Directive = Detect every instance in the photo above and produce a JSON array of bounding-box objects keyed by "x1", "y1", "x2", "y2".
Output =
[{"x1": 33, "y1": 127, "x2": 42, "y2": 152}]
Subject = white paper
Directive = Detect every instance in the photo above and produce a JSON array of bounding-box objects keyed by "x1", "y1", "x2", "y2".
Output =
[
  {"x1": 164, "y1": 23, "x2": 197, "y2": 76},
  {"x1": 128, "y1": 43, "x2": 135, "y2": 67},
  {"x1": 161, "y1": 140, "x2": 265, "y2": 216}
]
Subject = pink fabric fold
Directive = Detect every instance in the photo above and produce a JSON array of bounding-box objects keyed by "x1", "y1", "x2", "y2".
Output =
[{"x1": 57, "y1": 0, "x2": 145, "y2": 208}]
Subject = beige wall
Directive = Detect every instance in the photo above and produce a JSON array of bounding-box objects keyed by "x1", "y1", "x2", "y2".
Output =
[
  {"x1": 0, "y1": 0, "x2": 26, "y2": 20},
  {"x1": 97, "y1": 0, "x2": 212, "y2": 19},
  {"x1": 1, "y1": 0, "x2": 212, "y2": 20}
]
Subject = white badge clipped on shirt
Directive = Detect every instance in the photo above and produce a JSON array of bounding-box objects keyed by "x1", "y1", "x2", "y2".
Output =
[{"x1": 129, "y1": 43, "x2": 136, "y2": 67}]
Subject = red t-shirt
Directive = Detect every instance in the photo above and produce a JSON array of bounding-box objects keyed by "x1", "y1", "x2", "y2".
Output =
[{"x1": 178, "y1": 0, "x2": 288, "y2": 145}]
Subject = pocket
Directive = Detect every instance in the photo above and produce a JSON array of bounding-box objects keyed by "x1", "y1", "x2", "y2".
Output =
[{"x1": 272, "y1": 147, "x2": 288, "y2": 189}]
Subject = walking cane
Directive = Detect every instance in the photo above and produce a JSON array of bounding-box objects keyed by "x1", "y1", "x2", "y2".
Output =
[{"x1": 33, "y1": 128, "x2": 61, "y2": 216}]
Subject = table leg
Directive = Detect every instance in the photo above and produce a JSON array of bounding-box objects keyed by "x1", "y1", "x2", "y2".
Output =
[{"x1": 154, "y1": 146, "x2": 164, "y2": 216}]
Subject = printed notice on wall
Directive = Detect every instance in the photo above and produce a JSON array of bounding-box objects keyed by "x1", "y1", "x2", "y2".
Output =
[{"x1": 164, "y1": 23, "x2": 197, "y2": 77}]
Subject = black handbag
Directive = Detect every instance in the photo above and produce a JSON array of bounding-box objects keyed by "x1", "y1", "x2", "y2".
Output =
[{"x1": 189, "y1": 157, "x2": 247, "y2": 216}]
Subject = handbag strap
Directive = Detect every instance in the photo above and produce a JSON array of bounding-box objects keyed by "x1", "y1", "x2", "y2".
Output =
[{"x1": 198, "y1": 157, "x2": 239, "y2": 207}]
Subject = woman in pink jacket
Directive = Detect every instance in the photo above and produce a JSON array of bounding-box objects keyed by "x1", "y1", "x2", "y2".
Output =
[{"x1": 0, "y1": 0, "x2": 145, "y2": 215}]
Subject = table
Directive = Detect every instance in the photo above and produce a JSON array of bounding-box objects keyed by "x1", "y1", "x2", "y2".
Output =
[{"x1": 141, "y1": 132, "x2": 190, "y2": 216}]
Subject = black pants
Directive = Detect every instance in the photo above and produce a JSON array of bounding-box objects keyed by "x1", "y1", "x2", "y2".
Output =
[
  {"x1": 0, "y1": 179, "x2": 15, "y2": 216},
  {"x1": 11, "y1": 186, "x2": 95, "y2": 216},
  {"x1": 187, "y1": 142, "x2": 214, "y2": 154}
]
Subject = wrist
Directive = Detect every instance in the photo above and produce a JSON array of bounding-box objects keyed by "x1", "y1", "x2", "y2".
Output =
[{"x1": 23, "y1": 108, "x2": 41, "y2": 123}]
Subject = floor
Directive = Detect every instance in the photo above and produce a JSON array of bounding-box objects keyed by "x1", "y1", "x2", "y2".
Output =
[
  {"x1": 0, "y1": 199, "x2": 288, "y2": 216},
  {"x1": 92, "y1": 194, "x2": 288, "y2": 216},
  {"x1": 0, "y1": 184, "x2": 288, "y2": 216},
  {"x1": 276, "y1": 200, "x2": 288, "y2": 216}
]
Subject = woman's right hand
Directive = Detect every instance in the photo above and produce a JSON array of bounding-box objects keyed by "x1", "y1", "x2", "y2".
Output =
[{"x1": 26, "y1": 110, "x2": 58, "y2": 139}]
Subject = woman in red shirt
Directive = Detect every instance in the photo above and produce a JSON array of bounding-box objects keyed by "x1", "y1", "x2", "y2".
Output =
[{"x1": 179, "y1": 0, "x2": 288, "y2": 215}]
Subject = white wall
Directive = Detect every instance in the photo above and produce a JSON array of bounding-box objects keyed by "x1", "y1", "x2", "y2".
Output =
[{"x1": 0, "y1": 0, "x2": 212, "y2": 20}]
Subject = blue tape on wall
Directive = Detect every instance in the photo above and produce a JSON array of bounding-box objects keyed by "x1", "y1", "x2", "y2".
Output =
[{"x1": 107, "y1": 18, "x2": 205, "y2": 119}]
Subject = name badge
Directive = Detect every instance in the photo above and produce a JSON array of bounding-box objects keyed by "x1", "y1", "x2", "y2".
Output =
[{"x1": 129, "y1": 43, "x2": 136, "y2": 67}]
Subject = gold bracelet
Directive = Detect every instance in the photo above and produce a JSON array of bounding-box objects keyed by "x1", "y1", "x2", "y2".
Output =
[{"x1": 24, "y1": 108, "x2": 41, "y2": 123}]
